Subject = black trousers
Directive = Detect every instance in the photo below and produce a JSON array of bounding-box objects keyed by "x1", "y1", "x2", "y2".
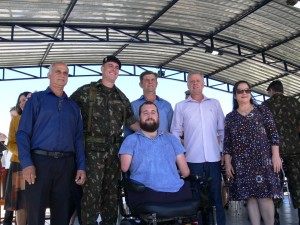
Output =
[
  {"x1": 68, "y1": 177, "x2": 83, "y2": 225},
  {"x1": 127, "y1": 181, "x2": 192, "y2": 210},
  {"x1": 3, "y1": 168, "x2": 13, "y2": 225},
  {"x1": 2, "y1": 210, "x2": 13, "y2": 225},
  {"x1": 25, "y1": 154, "x2": 75, "y2": 225}
]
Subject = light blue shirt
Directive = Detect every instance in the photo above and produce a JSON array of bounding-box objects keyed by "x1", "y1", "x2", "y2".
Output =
[
  {"x1": 171, "y1": 95, "x2": 224, "y2": 163},
  {"x1": 119, "y1": 130, "x2": 184, "y2": 192},
  {"x1": 124, "y1": 95, "x2": 173, "y2": 137}
]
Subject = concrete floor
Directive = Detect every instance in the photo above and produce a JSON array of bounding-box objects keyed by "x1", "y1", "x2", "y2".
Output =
[
  {"x1": 226, "y1": 196, "x2": 299, "y2": 225},
  {"x1": 1, "y1": 196, "x2": 298, "y2": 225}
]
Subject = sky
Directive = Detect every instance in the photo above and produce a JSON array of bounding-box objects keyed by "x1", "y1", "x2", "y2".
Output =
[{"x1": 0, "y1": 71, "x2": 233, "y2": 138}]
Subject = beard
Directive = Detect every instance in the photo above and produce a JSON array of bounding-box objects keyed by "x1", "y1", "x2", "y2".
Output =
[{"x1": 140, "y1": 119, "x2": 159, "y2": 132}]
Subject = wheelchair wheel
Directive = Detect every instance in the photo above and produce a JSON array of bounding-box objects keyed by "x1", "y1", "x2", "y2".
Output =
[{"x1": 120, "y1": 218, "x2": 139, "y2": 225}]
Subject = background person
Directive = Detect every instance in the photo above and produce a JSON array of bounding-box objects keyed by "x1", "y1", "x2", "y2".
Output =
[
  {"x1": 262, "y1": 80, "x2": 300, "y2": 224},
  {"x1": 71, "y1": 55, "x2": 139, "y2": 225},
  {"x1": 171, "y1": 72, "x2": 225, "y2": 225},
  {"x1": 1, "y1": 127, "x2": 13, "y2": 225},
  {"x1": 184, "y1": 90, "x2": 190, "y2": 99},
  {"x1": 1, "y1": 107, "x2": 18, "y2": 225},
  {"x1": 125, "y1": 70, "x2": 173, "y2": 136},
  {"x1": 9, "y1": 106, "x2": 18, "y2": 117},
  {"x1": 119, "y1": 101, "x2": 191, "y2": 209},
  {"x1": 224, "y1": 80, "x2": 282, "y2": 225},
  {"x1": 0, "y1": 133, "x2": 7, "y2": 143},
  {"x1": 16, "y1": 62, "x2": 86, "y2": 225},
  {"x1": 5, "y1": 91, "x2": 31, "y2": 225}
]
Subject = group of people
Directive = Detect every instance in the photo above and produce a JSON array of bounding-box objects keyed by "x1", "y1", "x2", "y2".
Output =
[{"x1": 0, "y1": 55, "x2": 299, "y2": 225}]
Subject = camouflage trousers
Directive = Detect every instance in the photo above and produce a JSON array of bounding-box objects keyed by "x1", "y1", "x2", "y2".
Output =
[
  {"x1": 81, "y1": 144, "x2": 121, "y2": 225},
  {"x1": 282, "y1": 154, "x2": 300, "y2": 209}
]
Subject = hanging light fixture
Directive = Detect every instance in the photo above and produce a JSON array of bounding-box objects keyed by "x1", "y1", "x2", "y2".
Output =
[{"x1": 205, "y1": 48, "x2": 223, "y2": 56}]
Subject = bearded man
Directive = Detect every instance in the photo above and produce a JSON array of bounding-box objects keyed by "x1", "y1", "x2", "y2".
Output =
[{"x1": 118, "y1": 101, "x2": 192, "y2": 209}]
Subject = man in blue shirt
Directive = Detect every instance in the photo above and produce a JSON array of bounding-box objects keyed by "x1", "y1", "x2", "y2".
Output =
[
  {"x1": 16, "y1": 62, "x2": 86, "y2": 225},
  {"x1": 119, "y1": 101, "x2": 191, "y2": 209},
  {"x1": 125, "y1": 70, "x2": 173, "y2": 136}
]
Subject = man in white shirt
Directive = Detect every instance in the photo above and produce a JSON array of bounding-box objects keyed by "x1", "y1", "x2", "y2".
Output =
[{"x1": 171, "y1": 72, "x2": 225, "y2": 225}]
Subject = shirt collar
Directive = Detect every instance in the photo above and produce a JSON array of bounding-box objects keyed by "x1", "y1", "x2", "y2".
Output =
[
  {"x1": 136, "y1": 129, "x2": 164, "y2": 139},
  {"x1": 185, "y1": 94, "x2": 210, "y2": 102},
  {"x1": 97, "y1": 79, "x2": 116, "y2": 92},
  {"x1": 46, "y1": 87, "x2": 68, "y2": 98},
  {"x1": 138, "y1": 95, "x2": 161, "y2": 101}
]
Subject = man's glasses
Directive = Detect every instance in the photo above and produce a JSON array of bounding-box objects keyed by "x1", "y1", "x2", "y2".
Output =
[{"x1": 236, "y1": 89, "x2": 251, "y2": 94}]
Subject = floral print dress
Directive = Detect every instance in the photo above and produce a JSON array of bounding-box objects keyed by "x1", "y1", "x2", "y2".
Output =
[{"x1": 223, "y1": 105, "x2": 282, "y2": 201}]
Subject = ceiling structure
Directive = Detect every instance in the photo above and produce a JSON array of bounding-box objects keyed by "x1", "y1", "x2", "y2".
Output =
[{"x1": 0, "y1": 0, "x2": 300, "y2": 99}]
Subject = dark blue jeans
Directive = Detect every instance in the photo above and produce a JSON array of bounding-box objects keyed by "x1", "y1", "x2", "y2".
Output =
[{"x1": 188, "y1": 161, "x2": 226, "y2": 225}]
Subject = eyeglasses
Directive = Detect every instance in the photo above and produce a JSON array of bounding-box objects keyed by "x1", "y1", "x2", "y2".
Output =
[{"x1": 236, "y1": 89, "x2": 251, "y2": 94}]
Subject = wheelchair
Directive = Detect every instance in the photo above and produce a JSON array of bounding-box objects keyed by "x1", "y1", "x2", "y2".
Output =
[{"x1": 117, "y1": 173, "x2": 216, "y2": 225}]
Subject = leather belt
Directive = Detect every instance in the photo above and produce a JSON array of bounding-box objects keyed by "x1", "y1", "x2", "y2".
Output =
[
  {"x1": 85, "y1": 136, "x2": 124, "y2": 144},
  {"x1": 32, "y1": 150, "x2": 74, "y2": 159}
]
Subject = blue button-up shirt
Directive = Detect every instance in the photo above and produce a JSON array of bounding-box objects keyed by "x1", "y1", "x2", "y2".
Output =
[
  {"x1": 124, "y1": 95, "x2": 173, "y2": 136},
  {"x1": 16, "y1": 87, "x2": 86, "y2": 170}
]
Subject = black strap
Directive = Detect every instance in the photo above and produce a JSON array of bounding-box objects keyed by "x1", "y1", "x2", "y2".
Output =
[{"x1": 87, "y1": 82, "x2": 97, "y2": 134}]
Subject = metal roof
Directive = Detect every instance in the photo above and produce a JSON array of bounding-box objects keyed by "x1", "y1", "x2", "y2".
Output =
[{"x1": 0, "y1": 0, "x2": 300, "y2": 98}]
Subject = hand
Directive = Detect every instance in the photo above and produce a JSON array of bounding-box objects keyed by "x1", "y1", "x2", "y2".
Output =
[
  {"x1": 75, "y1": 170, "x2": 86, "y2": 185},
  {"x1": 225, "y1": 162, "x2": 235, "y2": 178},
  {"x1": 23, "y1": 165, "x2": 36, "y2": 185},
  {"x1": 272, "y1": 155, "x2": 282, "y2": 173}
]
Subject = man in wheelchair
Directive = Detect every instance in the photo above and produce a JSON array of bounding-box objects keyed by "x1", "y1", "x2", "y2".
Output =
[{"x1": 118, "y1": 101, "x2": 201, "y2": 224}]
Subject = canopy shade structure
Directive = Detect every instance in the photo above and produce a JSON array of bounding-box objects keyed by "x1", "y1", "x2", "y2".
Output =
[{"x1": 0, "y1": 0, "x2": 300, "y2": 98}]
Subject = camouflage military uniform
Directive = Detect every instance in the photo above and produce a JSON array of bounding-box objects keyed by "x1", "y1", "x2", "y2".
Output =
[
  {"x1": 71, "y1": 80, "x2": 136, "y2": 225},
  {"x1": 263, "y1": 93, "x2": 300, "y2": 209}
]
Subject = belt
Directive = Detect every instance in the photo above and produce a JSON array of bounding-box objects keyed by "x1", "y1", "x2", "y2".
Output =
[
  {"x1": 85, "y1": 136, "x2": 124, "y2": 144},
  {"x1": 32, "y1": 150, "x2": 74, "y2": 159}
]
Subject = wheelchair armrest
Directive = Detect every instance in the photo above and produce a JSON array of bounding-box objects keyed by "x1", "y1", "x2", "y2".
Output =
[{"x1": 124, "y1": 178, "x2": 146, "y2": 193}]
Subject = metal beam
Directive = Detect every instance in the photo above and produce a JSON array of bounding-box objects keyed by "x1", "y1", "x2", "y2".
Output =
[
  {"x1": 0, "y1": 24, "x2": 299, "y2": 78},
  {"x1": 159, "y1": 0, "x2": 272, "y2": 67},
  {"x1": 39, "y1": 0, "x2": 78, "y2": 65},
  {"x1": 0, "y1": 64, "x2": 274, "y2": 101},
  {"x1": 113, "y1": 0, "x2": 180, "y2": 56}
]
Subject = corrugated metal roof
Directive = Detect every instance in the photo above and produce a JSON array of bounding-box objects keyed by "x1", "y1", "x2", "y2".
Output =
[{"x1": 0, "y1": 0, "x2": 299, "y2": 97}]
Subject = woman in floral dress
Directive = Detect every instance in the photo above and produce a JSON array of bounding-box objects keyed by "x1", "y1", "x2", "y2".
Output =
[{"x1": 224, "y1": 80, "x2": 282, "y2": 225}]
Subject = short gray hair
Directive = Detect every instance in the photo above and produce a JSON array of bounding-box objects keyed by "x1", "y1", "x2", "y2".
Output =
[
  {"x1": 187, "y1": 71, "x2": 204, "y2": 81},
  {"x1": 48, "y1": 62, "x2": 68, "y2": 74}
]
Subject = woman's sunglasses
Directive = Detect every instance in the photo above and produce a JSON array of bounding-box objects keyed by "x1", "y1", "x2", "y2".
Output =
[{"x1": 236, "y1": 89, "x2": 251, "y2": 94}]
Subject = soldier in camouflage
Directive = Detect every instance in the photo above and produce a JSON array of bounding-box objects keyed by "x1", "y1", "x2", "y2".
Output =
[
  {"x1": 71, "y1": 55, "x2": 139, "y2": 225},
  {"x1": 262, "y1": 80, "x2": 300, "y2": 225}
]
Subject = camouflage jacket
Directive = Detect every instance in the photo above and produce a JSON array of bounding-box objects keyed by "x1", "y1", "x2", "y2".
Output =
[
  {"x1": 262, "y1": 93, "x2": 300, "y2": 155},
  {"x1": 70, "y1": 79, "x2": 136, "y2": 138}
]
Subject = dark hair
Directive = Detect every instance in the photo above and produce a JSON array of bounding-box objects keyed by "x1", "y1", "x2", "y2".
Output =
[
  {"x1": 266, "y1": 80, "x2": 283, "y2": 93},
  {"x1": 9, "y1": 106, "x2": 16, "y2": 112},
  {"x1": 139, "y1": 71, "x2": 158, "y2": 82},
  {"x1": 232, "y1": 81, "x2": 255, "y2": 110},
  {"x1": 138, "y1": 101, "x2": 159, "y2": 117},
  {"x1": 16, "y1": 91, "x2": 31, "y2": 115}
]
